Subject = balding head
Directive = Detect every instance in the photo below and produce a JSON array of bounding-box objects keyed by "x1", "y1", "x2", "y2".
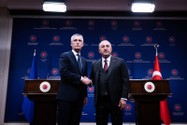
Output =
[{"x1": 98, "y1": 40, "x2": 112, "y2": 58}]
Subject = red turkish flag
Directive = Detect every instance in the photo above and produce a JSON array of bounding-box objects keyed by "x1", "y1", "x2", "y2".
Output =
[{"x1": 152, "y1": 52, "x2": 171, "y2": 125}]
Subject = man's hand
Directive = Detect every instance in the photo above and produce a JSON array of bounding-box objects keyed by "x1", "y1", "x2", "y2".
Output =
[
  {"x1": 83, "y1": 97, "x2": 88, "y2": 105},
  {"x1": 81, "y1": 76, "x2": 92, "y2": 86},
  {"x1": 118, "y1": 99, "x2": 127, "y2": 110}
]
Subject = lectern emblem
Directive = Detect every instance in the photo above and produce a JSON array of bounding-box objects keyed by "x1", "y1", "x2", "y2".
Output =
[
  {"x1": 39, "y1": 81, "x2": 51, "y2": 93},
  {"x1": 144, "y1": 82, "x2": 155, "y2": 93}
]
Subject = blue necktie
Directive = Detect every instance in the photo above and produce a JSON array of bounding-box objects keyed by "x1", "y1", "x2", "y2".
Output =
[{"x1": 77, "y1": 54, "x2": 82, "y2": 72}]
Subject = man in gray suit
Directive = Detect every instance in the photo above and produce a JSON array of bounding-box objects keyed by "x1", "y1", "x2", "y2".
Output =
[{"x1": 90, "y1": 40, "x2": 129, "y2": 125}]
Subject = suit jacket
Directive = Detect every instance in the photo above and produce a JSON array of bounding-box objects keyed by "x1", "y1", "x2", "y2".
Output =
[
  {"x1": 57, "y1": 51, "x2": 88, "y2": 102},
  {"x1": 90, "y1": 56, "x2": 129, "y2": 106}
]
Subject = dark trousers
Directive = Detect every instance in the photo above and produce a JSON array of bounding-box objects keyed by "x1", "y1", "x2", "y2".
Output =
[
  {"x1": 57, "y1": 99, "x2": 83, "y2": 125},
  {"x1": 96, "y1": 95, "x2": 123, "y2": 125}
]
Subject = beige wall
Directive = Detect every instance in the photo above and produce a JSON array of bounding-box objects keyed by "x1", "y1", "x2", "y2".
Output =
[{"x1": 0, "y1": 7, "x2": 12, "y2": 125}]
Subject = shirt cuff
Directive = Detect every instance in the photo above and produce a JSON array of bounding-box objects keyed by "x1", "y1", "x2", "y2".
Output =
[{"x1": 121, "y1": 98, "x2": 127, "y2": 101}]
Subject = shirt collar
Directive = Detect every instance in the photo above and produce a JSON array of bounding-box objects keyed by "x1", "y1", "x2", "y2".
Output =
[
  {"x1": 102, "y1": 55, "x2": 111, "y2": 63},
  {"x1": 72, "y1": 49, "x2": 80, "y2": 56}
]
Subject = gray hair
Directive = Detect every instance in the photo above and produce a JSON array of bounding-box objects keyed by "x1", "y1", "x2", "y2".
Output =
[{"x1": 71, "y1": 33, "x2": 84, "y2": 42}]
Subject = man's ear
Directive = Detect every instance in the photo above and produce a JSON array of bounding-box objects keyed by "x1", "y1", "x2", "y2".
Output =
[{"x1": 98, "y1": 48, "x2": 101, "y2": 54}]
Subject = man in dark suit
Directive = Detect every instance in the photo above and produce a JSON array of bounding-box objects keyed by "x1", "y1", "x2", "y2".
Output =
[
  {"x1": 57, "y1": 33, "x2": 92, "y2": 125},
  {"x1": 90, "y1": 40, "x2": 129, "y2": 125}
]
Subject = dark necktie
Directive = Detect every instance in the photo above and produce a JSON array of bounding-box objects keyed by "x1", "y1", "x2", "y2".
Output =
[
  {"x1": 104, "y1": 59, "x2": 108, "y2": 72},
  {"x1": 77, "y1": 54, "x2": 82, "y2": 72}
]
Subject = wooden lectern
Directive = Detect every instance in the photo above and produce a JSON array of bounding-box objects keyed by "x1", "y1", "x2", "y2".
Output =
[
  {"x1": 129, "y1": 79, "x2": 171, "y2": 125},
  {"x1": 23, "y1": 79, "x2": 60, "y2": 125}
]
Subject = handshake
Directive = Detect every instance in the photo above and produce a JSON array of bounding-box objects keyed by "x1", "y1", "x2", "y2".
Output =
[{"x1": 81, "y1": 76, "x2": 92, "y2": 86}]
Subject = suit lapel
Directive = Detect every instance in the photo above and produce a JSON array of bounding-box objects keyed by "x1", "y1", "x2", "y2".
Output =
[
  {"x1": 81, "y1": 57, "x2": 86, "y2": 73},
  {"x1": 108, "y1": 56, "x2": 115, "y2": 77},
  {"x1": 70, "y1": 51, "x2": 80, "y2": 73},
  {"x1": 95, "y1": 59, "x2": 102, "y2": 79}
]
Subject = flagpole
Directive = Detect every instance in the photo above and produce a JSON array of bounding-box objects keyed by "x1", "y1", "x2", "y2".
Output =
[
  {"x1": 34, "y1": 49, "x2": 36, "y2": 56},
  {"x1": 22, "y1": 49, "x2": 37, "y2": 123},
  {"x1": 154, "y1": 44, "x2": 159, "y2": 56},
  {"x1": 152, "y1": 44, "x2": 171, "y2": 125}
]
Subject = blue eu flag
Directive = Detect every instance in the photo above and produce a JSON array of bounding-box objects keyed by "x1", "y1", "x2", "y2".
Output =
[{"x1": 22, "y1": 49, "x2": 37, "y2": 122}]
